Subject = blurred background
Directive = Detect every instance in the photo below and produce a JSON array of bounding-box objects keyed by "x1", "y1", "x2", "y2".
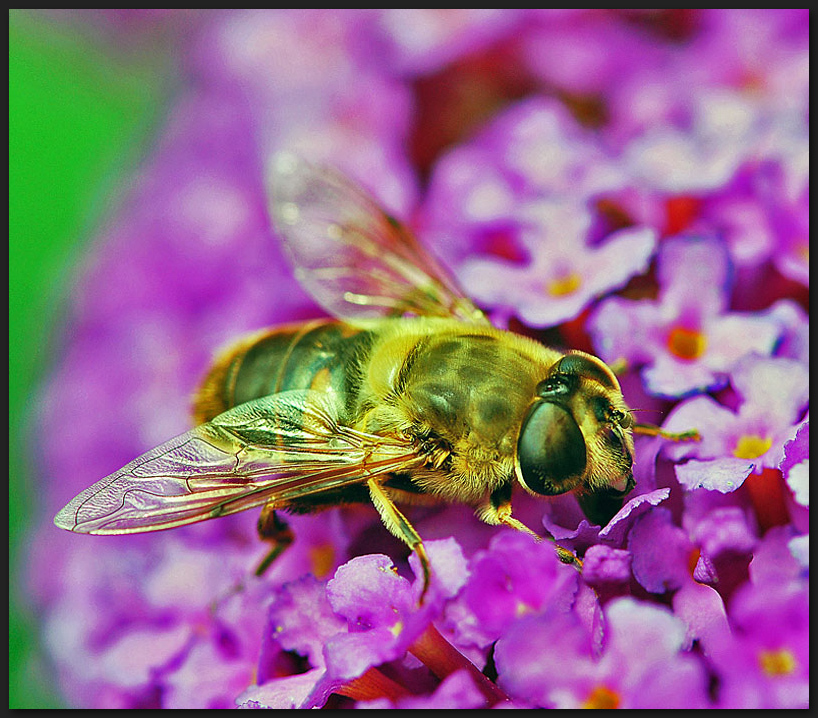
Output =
[
  {"x1": 9, "y1": 10, "x2": 180, "y2": 707},
  {"x1": 9, "y1": 9, "x2": 808, "y2": 709}
]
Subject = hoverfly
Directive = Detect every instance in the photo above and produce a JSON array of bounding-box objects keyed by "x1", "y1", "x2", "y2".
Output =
[{"x1": 54, "y1": 153, "x2": 694, "y2": 594}]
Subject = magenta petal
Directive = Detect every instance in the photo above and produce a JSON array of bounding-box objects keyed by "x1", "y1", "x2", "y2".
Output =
[
  {"x1": 265, "y1": 574, "x2": 346, "y2": 668},
  {"x1": 599, "y1": 488, "x2": 670, "y2": 543},
  {"x1": 692, "y1": 553, "x2": 718, "y2": 584},
  {"x1": 494, "y1": 610, "x2": 595, "y2": 708},
  {"x1": 450, "y1": 531, "x2": 579, "y2": 648},
  {"x1": 581, "y1": 545, "x2": 632, "y2": 585},
  {"x1": 687, "y1": 505, "x2": 756, "y2": 558},
  {"x1": 675, "y1": 457, "x2": 756, "y2": 493},
  {"x1": 779, "y1": 421, "x2": 809, "y2": 509},
  {"x1": 236, "y1": 669, "x2": 325, "y2": 709},
  {"x1": 408, "y1": 537, "x2": 469, "y2": 603},
  {"x1": 628, "y1": 508, "x2": 692, "y2": 594},
  {"x1": 326, "y1": 554, "x2": 414, "y2": 630},
  {"x1": 671, "y1": 581, "x2": 729, "y2": 652},
  {"x1": 323, "y1": 627, "x2": 402, "y2": 682},
  {"x1": 779, "y1": 421, "x2": 809, "y2": 474}
]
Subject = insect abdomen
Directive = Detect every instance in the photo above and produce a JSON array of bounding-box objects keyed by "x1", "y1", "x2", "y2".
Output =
[{"x1": 193, "y1": 320, "x2": 373, "y2": 424}]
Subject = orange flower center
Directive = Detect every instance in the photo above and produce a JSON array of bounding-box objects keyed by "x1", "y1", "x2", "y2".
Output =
[
  {"x1": 309, "y1": 543, "x2": 336, "y2": 578},
  {"x1": 758, "y1": 648, "x2": 797, "y2": 676},
  {"x1": 687, "y1": 547, "x2": 702, "y2": 576},
  {"x1": 583, "y1": 685, "x2": 621, "y2": 709},
  {"x1": 795, "y1": 240, "x2": 808, "y2": 263},
  {"x1": 666, "y1": 325, "x2": 707, "y2": 361}
]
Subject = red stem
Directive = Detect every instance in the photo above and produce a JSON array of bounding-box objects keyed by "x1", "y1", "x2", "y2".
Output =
[{"x1": 408, "y1": 623, "x2": 510, "y2": 706}]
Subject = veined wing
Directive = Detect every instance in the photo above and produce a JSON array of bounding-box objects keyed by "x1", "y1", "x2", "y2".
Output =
[
  {"x1": 268, "y1": 152, "x2": 488, "y2": 325},
  {"x1": 54, "y1": 391, "x2": 423, "y2": 534}
]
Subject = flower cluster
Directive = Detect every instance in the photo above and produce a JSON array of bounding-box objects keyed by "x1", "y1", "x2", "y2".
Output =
[{"x1": 27, "y1": 9, "x2": 807, "y2": 709}]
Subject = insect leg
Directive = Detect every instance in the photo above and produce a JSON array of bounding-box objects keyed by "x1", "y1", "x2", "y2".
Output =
[
  {"x1": 633, "y1": 423, "x2": 700, "y2": 442},
  {"x1": 367, "y1": 478, "x2": 431, "y2": 602},
  {"x1": 479, "y1": 488, "x2": 582, "y2": 569},
  {"x1": 255, "y1": 505, "x2": 295, "y2": 576}
]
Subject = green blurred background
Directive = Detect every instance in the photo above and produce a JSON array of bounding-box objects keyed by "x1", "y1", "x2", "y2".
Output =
[{"x1": 9, "y1": 10, "x2": 176, "y2": 707}]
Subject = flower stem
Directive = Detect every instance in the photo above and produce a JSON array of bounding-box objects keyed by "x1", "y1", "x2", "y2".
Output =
[
  {"x1": 408, "y1": 623, "x2": 510, "y2": 706},
  {"x1": 335, "y1": 666, "x2": 411, "y2": 703}
]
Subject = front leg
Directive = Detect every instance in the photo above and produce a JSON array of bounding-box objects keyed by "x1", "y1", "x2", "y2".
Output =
[
  {"x1": 477, "y1": 484, "x2": 582, "y2": 569},
  {"x1": 367, "y1": 478, "x2": 431, "y2": 603}
]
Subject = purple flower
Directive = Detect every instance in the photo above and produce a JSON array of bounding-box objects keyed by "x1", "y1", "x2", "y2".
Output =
[
  {"x1": 32, "y1": 527, "x2": 274, "y2": 709},
  {"x1": 629, "y1": 507, "x2": 697, "y2": 594},
  {"x1": 194, "y1": 9, "x2": 419, "y2": 214},
  {"x1": 619, "y1": 92, "x2": 770, "y2": 196},
  {"x1": 519, "y1": 10, "x2": 669, "y2": 100},
  {"x1": 237, "y1": 539, "x2": 504, "y2": 709},
  {"x1": 755, "y1": 299, "x2": 809, "y2": 365},
  {"x1": 779, "y1": 421, "x2": 809, "y2": 508},
  {"x1": 661, "y1": 356, "x2": 808, "y2": 494},
  {"x1": 766, "y1": 179, "x2": 809, "y2": 288},
  {"x1": 442, "y1": 530, "x2": 579, "y2": 651},
  {"x1": 458, "y1": 200, "x2": 656, "y2": 327},
  {"x1": 367, "y1": 9, "x2": 531, "y2": 77},
  {"x1": 416, "y1": 96, "x2": 639, "y2": 274},
  {"x1": 495, "y1": 597, "x2": 711, "y2": 708},
  {"x1": 588, "y1": 236, "x2": 782, "y2": 397},
  {"x1": 708, "y1": 576, "x2": 809, "y2": 708},
  {"x1": 628, "y1": 505, "x2": 733, "y2": 647},
  {"x1": 580, "y1": 544, "x2": 632, "y2": 586},
  {"x1": 542, "y1": 487, "x2": 672, "y2": 557},
  {"x1": 692, "y1": 162, "x2": 809, "y2": 290},
  {"x1": 22, "y1": 9, "x2": 809, "y2": 710}
]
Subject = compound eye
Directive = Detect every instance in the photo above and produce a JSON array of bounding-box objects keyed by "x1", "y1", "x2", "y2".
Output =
[
  {"x1": 516, "y1": 401, "x2": 587, "y2": 496},
  {"x1": 550, "y1": 352, "x2": 618, "y2": 391},
  {"x1": 535, "y1": 374, "x2": 574, "y2": 398}
]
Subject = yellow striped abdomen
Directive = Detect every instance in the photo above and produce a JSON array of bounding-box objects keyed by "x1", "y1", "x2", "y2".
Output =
[{"x1": 193, "y1": 320, "x2": 374, "y2": 425}]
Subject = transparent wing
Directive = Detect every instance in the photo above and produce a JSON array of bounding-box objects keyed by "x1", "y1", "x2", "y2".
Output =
[
  {"x1": 268, "y1": 152, "x2": 488, "y2": 324},
  {"x1": 54, "y1": 391, "x2": 423, "y2": 534}
]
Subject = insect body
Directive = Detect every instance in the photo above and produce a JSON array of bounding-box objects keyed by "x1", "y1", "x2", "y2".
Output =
[
  {"x1": 55, "y1": 153, "x2": 654, "y2": 591},
  {"x1": 193, "y1": 314, "x2": 635, "y2": 517}
]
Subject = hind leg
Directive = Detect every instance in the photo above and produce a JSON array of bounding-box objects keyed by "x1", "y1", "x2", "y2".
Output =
[{"x1": 255, "y1": 504, "x2": 294, "y2": 576}]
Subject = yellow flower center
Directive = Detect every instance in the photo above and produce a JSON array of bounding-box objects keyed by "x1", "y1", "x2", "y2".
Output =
[
  {"x1": 514, "y1": 600, "x2": 534, "y2": 618},
  {"x1": 547, "y1": 271, "x2": 582, "y2": 297},
  {"x1": 667, "y1": 325, "x2": 707, "y2": 361},
  {"x1": 733, "y1": 434, "x2": 773, "y2": 460},
  {"x1": 389, "y1": 619, "x2": 404, "y2": 638},
  {"x1": 582, "y1": 685, "x2": 621, "y2": 709},
  {"x1": 759, "y1": 648, "x2": 797, "y2": 676}
]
